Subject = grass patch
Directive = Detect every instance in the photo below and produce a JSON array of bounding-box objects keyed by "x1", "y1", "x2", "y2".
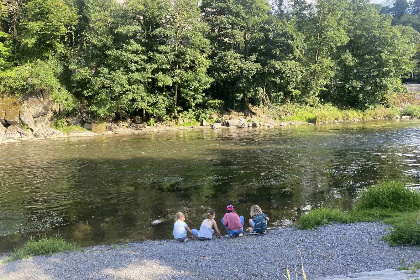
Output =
[
  {"x1": 7, "y1": 237, "x2": 79, "y2": 262},
  {"x1": 297, "y1": 180, "x2": 420, "y2": 246},
  {"x1": 271, "y1": 103, "x2": 403, "y2": 123},
  {"x1": 401, "y1": 105, "x2": 420, "y2": 118},
  {"x1": 52, "y1": 117, "x2": 88, "y2": 134},
  {"x1": 298, "y1": 208, "x2": 350, "y2": 230},
  {"x1": 92, "y1": 122, "x2": 107, "y2": 133},
  {"x1": 354, "y1": 180, "x2": 420, "y2": 212}
]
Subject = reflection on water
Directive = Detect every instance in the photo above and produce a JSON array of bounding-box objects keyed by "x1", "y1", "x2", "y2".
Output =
[{"x1": 0, "y1": 121, "x2": 419, "y2": 252}]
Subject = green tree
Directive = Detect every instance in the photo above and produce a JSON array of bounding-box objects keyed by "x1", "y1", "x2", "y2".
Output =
[
  {"x1": 333, "y1": 0, "x2": 417, "y2": 107},
  {"x1": 256, "y1": 16, "x2": 305, "y2": 104},
  {"x1": 299, "y1": 0, "x2": 350, "y2": 104},
  {"x1": 20, "y1": 0, "x2": 78, "y2": 59},
  {"x1": 154, "y1": 0, "x2": 212, "y2": 118},
  {"x1": 202, "y1": 0, "x2": 270, "y2": 109}
]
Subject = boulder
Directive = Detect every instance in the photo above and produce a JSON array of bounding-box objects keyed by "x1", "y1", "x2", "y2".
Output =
[
  {"x1": 83, "y1": 122, "x2": 93, "y2": 130},
  {"x1": 252, "y1": 121, "x2": 260, "y2": 127},
  {"x1": 401, "y1": 115, "x2": 411, "y2": 121},
  {"x1": 224, "y1": 119, "x2": 241, "y2": 127},
  {"x1": 4, "y1": 125, "x2": 33, "y2": 140},
  {"x1": 20, "y1": 109, "x2": 35, "y2": 129},
  {"x1": 211, "y1": 122, "x2": 222, "y2": 129},
  {"x1": 33, "y1": 126, "x2": 64, "y2": 138}
]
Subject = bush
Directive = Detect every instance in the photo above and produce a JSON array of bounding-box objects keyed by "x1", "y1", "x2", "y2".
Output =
[
  {"x1": 8, "y1": 237, "x2": 79, "y2": 261},
  {"x1": 298, "y1": 208, "x2": 350, "y2": 229},
  {"x1": 354, "y1": 180, "x2": 420, "y2": 212},
  {"x1": 383, "y1": 222, "x2": 420, "y2": 246},
  {"x1": 401, "y1": 105, "x2": 420, "y2": 118}
]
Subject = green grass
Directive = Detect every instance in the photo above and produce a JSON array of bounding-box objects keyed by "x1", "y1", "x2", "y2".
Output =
[
  {"x1": 298, "y1": 208, "x2": 350, "y2": 230},
  {"x1": 7, "y1": 237, "x2": 79, "y2": 262},
  {"x1": 52, "y1": 117, "x2": 88, "y2": 134},
  {"x1": 401, "y1": 105, "x2": 420, "y2": 118},
  {"x1": 271, "y1": 103, "x2": 403, "y2": 123},
  {"x1": 354, "y1": 180, "x2": 420, "y2": 212},
  {"x1": 297, "y1": 180, "x2": 420, "y2": 247}
]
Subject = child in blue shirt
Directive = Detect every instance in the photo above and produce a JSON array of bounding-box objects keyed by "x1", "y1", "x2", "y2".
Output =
[
  {"x1": 249, "y1": 205, "x2": 269, "y2": 233},
  {"x1": 173, "y1": 212, "x2": 193, "y2": 242}
]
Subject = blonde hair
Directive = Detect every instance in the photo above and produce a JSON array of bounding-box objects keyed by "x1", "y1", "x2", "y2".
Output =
[
  {"x1": 175, "y1": 212, "x2": 184, "y2": 221},
  {"x1": 250, "y1": 205, "x2": 262, "y2": 217},
  {"x1": 206, "y1": 210, "x2": 215, "y2": 219}
]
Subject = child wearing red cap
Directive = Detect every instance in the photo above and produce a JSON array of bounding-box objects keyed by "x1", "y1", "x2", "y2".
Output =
[{"x1": 221, "y1": 204, "x2": 244, "y2": 237}]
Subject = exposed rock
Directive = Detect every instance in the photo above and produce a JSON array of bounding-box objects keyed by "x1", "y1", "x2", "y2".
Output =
[
  {"x1": 401, "y1": 115, "x2": 411, "y2": 120},
  {"x1": 83, "y1": 123, "x2": 93, "y2": 130},
  {"x1": 19, "y1": 110, "x2": 35, "y2": 129},
  {"x1": 252, "y1": 121, "x2": 260, "y2": 127},
  {"x1": 264, "y1": 123, "x2": 275, "y2": 128},
  {"x1": 133, "y1": 116, "x2": 143, "y2": 124},
  {"x1": 0, "y1": 124, "x2": 6, "y2": 140},
  {"x1": 1, "y1": 98, "x2": 21, "y2": 126},
  {"x1": 201, "y1": 119, "x2": 209, "y2": 126},
  {"x1": 4, "y1": 125, "x2": 34, "y2": 140},
  {"x1": 211, "y1": 122, "x2": 222, "y2": 129},
  {"x1": 33, "y1": 126, "x2": 64, "y2": 139}
]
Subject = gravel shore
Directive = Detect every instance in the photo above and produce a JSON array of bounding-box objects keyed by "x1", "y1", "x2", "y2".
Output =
[{"x1": 0, "y1": 222, "x2": 419, "y2": 280}]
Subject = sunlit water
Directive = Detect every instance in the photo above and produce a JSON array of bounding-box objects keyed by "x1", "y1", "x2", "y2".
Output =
[{"x1": 0, "y1": 120, "x2": 419, "y2": 252}]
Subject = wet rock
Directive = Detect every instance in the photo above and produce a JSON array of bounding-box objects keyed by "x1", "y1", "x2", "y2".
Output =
[{"x1": 211, "y1": 123, "x2": 222, "y2": 129}]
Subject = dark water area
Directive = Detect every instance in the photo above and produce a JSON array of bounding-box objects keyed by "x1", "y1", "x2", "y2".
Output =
[{"x1": 0, "y1": 121, "x2": 419, "y2": 253}]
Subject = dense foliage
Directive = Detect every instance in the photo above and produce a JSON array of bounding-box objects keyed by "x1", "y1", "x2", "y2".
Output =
[{"x1": 0, "y1": 0, "x2": 418, "y2": 121}]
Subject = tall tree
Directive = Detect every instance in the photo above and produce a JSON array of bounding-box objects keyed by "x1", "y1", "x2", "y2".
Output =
[
  {"x1": 299, "y1": 0, "x2": 349, "y2": 104},
  {"x1": 154, "y1": 0, "x2": 212, "y2": 118},
  {"x1": 333, "y1": 0, "x2": 417, "y2": 107},
  {"x1": 202, "y1": 0, "x2": 270, "y2": 109}
]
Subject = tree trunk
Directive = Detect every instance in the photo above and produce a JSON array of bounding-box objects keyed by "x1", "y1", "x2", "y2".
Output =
[{"x1": 174, "y1": 82, "x2": 178, "y2": 118}]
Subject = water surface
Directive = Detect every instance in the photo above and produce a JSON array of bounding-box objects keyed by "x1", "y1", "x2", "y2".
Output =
[{"x1": 0, "y1": 121, "x2": 419, "y2": 252}]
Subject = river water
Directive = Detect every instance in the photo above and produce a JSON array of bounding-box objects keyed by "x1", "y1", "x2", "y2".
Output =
[{"x1": 0, "y1": 121, "x2": 419, "y2": 252}]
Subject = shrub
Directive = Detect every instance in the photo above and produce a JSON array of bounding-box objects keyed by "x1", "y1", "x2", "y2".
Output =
[
  {"x1": 383, "y1": 222, "x2": 420, "y2": 246},
  {"x1": 401, "y1": 105, "x2": 420, "y2": 118},
  {"x1": 8, "y1": 237, "x2": 79, "y2": 261},
  {"x1": 298, "y1": 208, "x2": 349, "y2": 229},
  {"x1": 354, "y1": 180, "x2": 420, "y2": 212}
]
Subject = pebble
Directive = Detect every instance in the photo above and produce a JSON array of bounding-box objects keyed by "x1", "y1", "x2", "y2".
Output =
[{"x1": 0, "y1": 222, "x2": 419, "y2": 280}]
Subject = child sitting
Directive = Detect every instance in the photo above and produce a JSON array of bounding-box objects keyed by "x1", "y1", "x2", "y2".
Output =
[
  {"x1": 173, "y1": 212, "x2": 193, "y2": 242},
  {"x1": 221, "y1": 204, "x2": 244, "y2": 237},
  {"x1": 249, "y1": 205, "x2": 269, "y2": 233},
  {"x1": 191, "y1": 210, "x2": 222, "y2": 240}
]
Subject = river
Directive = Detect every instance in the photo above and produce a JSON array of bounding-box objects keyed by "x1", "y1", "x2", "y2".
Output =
[{"x1": 0, "y1": 120, "x2": 419, "y2": 252}]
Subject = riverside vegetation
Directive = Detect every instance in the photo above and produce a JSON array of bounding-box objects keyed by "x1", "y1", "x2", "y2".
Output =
[
  {"x1": 0, "y1": 0, "x2": 420, "y2": 130},
  {"x1": 298, "y1": 180, "x2": 420, "y2": 246}
]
